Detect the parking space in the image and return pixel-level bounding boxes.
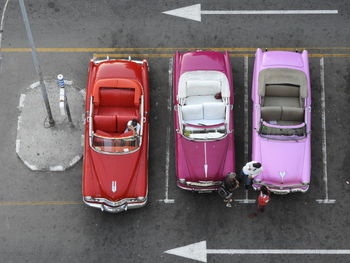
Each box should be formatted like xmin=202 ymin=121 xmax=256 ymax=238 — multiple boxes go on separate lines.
xmin=0 ymin=0 xmax=349 ymax=262
xmin=321 ymin=57 xmax=350 ymax=201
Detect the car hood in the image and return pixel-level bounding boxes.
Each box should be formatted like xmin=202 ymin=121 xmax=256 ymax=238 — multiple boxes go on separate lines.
xmin=180 ymin=51 xmax=227 ymax=73
xmin=177 ymin=136 xmax=231 ymax=181
xmin=85 ymin=148 xmax=144 ymax=201
xmin=255 ymin=138 xmax=307 ymax=185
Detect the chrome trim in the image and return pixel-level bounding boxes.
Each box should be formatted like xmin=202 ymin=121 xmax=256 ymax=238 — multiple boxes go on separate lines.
xmin=93 ymin=56 xmax=144 ymax=65
xmin=258 ymin=134 xmax=307 ymax=141
xmin=83 ymin=196 xmax=147 ymax=213
xmin=88 ymin=97 xmax=93 ymax=146
xmin=90 ymin=135 xmax=142 ymax=155
xmin=88 ymin=80 xmax=145 ymax=155
xmin=180 ymin=132 xmax=229 ymax=142
xmin=177 ymin=183 xmax=216 ymax=193
xmin=253 ymin=182 xmax=309 ymax=195
xmin=177 ymin=181 xmax=220 ymax=192
xmin=185 ymin=180 xmax=222 ymax=187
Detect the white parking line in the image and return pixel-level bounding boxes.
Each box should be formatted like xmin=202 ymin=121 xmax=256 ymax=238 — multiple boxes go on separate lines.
xmin=69 ymin=155 xmax=81 ymax=167
xmin=158 ymin=58 xmax=175 ymax=204
xmin=15 ymin=139 xmax=20 ymax=153
xmin=23 ymin=161 xmax=37 ymax=171
xmin=49 ymin=165 xmax=64 ymax=172
xmin=316 ymin=57 xmax=336 ymax=204
xmin=29 ymin=81 xmax=40 ymax=89
xmin=18 ymin=93 xmax=26 ymax=109
xmin=0 ymin=0 xmax=10 ymax=72
xmin=17 ymin=115 xmax=22 ymax=130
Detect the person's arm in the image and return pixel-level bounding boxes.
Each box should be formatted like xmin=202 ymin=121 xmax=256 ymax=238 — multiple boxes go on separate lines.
xmin=250 ymin=168 xmax=262 ymax=178
xmin=234 ymin=180 xmax=239 ymax=189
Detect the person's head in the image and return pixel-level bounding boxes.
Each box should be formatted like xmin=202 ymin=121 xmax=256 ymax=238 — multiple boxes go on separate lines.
xmin=261 ymin=186 xmax=270 ymax=195
xmin=225 ymin=172 xmax=238 ymax=189
xmin=127 ymin=119 xmax=138 ymax=130
xmin=253 ymin=162 xmax=262 ymax=169
xmin=227 ymin=172 xmax=236 ymax=180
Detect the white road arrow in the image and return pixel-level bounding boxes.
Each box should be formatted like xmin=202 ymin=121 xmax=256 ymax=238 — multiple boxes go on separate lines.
xmin=162 ymin=4 xmax=338 ymax=22
xmin=165 ymin=241 xmax=350 ymax=262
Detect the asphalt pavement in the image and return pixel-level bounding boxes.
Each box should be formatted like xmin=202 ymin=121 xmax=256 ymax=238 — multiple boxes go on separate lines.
xmin=0 ymin=0 xmax=349 ymax=262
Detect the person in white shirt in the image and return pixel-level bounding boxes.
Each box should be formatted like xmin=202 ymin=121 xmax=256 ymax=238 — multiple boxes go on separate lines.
xmin=241 ymin=161 xmax=263 ymax=190
xmin=124 ymin=119 xmax=140 ymax=136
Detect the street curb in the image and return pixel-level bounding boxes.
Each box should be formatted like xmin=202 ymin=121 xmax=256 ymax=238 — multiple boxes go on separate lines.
xmin=16 ymin=79 xmax=85 ymax=172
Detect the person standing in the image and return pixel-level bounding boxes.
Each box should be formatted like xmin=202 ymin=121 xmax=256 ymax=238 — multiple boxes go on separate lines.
xmin=249 ymin=186 xmax=270 ymax=218
xmin=241 ymin=161 xmax=263 ymax=189
xmin=217 ymin=172 xmax=239 ymax=207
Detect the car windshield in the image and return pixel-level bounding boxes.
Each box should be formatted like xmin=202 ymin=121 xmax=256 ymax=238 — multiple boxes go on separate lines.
xmin=92 ymin=134 xmax=140 ymax=154
xmin=183 ymin=124 xmax=227 ymax=141
xmin=259 ymin=122 xmax=306 ymax=140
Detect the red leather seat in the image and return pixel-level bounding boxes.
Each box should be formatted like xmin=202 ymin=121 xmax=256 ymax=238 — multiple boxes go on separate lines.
xmin=94 ymin=115 xmax=117 ymax=133
xmin=116 ymin=115 xmax=137 ymax=133
xmin=100 ymin=88 xmax=135 ymax=107
xmin=93 ymin=86 xmax=141 ymax=134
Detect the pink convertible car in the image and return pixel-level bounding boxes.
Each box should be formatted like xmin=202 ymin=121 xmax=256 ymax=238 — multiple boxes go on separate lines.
xmin=173 ymin=51 xmax=235 ymax=192
xmin=252 ymin=49 xmax=311 ymax=194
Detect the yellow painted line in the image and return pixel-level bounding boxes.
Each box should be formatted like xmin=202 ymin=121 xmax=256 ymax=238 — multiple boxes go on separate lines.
xmin=1 ymin=47 xmax=350 ymax=52
xmin=92 ymin=53 xmax=350 ymax=58
xmin=1 ymin=48 xmax=349 ymax=57
xmin=309 ymin=53 xmax=350 ymax=57
xmin=93 ymin=53 xmax=256 ymax=58
xmin=0 ymin=201 xmax=82 ymax=206
xmin=93 ymin=53 xmax=173 ymax=58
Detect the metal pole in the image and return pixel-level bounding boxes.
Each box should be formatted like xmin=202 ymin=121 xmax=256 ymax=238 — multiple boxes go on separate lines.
xmin=18 ymin=0 xmax=55 ymax=126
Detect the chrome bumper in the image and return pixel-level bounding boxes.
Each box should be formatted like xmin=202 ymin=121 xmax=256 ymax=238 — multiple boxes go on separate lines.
xmin=177 ymin=181 xmax=221 ymax=193
xmin=93 ymin=56 xmax=145 ymax=65
xmin=83 ymin=198 xmax=147 ymax=213
xmin=253 ymin=183 xmax=309 ymax=195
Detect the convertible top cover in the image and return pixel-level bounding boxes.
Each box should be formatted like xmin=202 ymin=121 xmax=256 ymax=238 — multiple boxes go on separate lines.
xmin=258 ymin=68 xmax=308 ymax=99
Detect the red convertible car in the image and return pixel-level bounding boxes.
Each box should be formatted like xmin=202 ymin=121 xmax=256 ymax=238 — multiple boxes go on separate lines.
xmin=83 ymin=57 xmax=149 ymax=213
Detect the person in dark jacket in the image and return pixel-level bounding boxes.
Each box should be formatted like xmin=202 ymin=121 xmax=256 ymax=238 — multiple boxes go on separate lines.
xmin=218 ymin=172 xmax=239 ymax=207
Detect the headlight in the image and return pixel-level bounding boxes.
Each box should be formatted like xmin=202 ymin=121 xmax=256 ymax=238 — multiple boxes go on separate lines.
xmin=85 ymin=196 xmax=94 ymax=201
xmin=84 ymin=196 xmax=101 ymax=202
xmin=179 ymin=178 xmax=186 ymax=184
xmin=137 ymin=197 xmax=146 ymax=202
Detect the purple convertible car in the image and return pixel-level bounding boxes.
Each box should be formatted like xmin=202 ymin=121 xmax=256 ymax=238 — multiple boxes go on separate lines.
xmin=251 ymin=49 xmax=311 ymax=194
xmin=173 ymin=51 xmax=235 ymax=192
